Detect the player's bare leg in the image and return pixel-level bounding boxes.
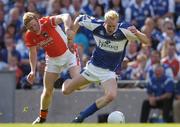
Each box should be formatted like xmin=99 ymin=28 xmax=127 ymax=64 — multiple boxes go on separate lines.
xmin=96 ymin=78 xmax=117 ymax=108
xmin=53 ymin=65 xmax=81 ymax=89
xmin=72 ymin=78 xmax=117 ymax=123
xmin=32 ymin=72 xmax=58 ymax=124
xmin=69 ymin=65 xmax=81 ymax=78
xmin=62 ymin=74 xmax=90 ymax=95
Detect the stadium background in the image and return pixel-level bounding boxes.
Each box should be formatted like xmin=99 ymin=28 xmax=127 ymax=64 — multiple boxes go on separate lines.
xmin=0 ymin=0 xmax=180 ymax=124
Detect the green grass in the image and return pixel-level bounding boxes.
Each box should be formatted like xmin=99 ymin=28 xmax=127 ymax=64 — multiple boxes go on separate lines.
xmin=0 ymin=123 xmax=180 ymax=127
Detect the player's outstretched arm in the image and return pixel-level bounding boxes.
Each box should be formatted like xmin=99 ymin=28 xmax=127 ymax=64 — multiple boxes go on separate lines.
xmin=72 ymin=15 xmax=81 ymax=34
xmin=51 ymin=13 xmax=72 ymax=32
xmin=27 ymin=46 xmax=37 ymax=84
xmin=128 ymin=26 xmax=150 ymax=45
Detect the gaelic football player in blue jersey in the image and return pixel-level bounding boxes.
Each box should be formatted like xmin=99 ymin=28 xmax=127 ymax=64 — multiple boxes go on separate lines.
xmin=62 ymin=10 xmax=150 ymax=123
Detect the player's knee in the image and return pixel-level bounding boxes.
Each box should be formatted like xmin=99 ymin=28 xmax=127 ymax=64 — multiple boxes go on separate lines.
xmin=62 ymin=87 xmax=71 ymax=95
xmin=105 ymin=92 xmax=117 ymax=102
xmin=43 ymin=89 xmax=53 ymax=97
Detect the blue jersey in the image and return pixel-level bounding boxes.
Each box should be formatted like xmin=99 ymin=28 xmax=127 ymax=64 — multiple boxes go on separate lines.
xmin=78 ymin=15 xmax=136 ymax=71
xmin=150 ymin=0 xmax=174 ymax=17
xmin=126 ymin=1 xmax=154 ymax=29
xmin=147 ymin=63 xmax=174 ymax=80
xmin=175 ymin=2 xmax=180 ymax=16
xmin=147 ymin=75 xmax=174 ymax=96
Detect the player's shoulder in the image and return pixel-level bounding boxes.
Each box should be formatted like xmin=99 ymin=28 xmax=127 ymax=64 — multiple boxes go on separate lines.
xmin=39 ymin=16 xmax=51 ymax=26
xmin=39 ymin=16 xmax=49 ymax=22
xmin=25 ymin=30 xmax=37 ymax=40
xmin=119 ymin=21 xmax=132 ymax=29
xmin=25 ymin=30 xmax=32 ymax=38
xmin=78 ymin=14 xmax=104 ymax=24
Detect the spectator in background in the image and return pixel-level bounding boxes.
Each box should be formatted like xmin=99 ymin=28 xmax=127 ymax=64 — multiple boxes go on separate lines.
xmin=141 ymin=17 xmax=155 ymax=49
xmin=173 ymin=82 xmax=180 ymax=122
xmin=129 ymin=54 xmax=147 ymax=80
xmin=125 ymin=0 xmax=154 ymax=29
xmin=117 ymin=59 xmax=132 ymax=81
xmin=0 ymin=33 xmax=22 ymax=88
xmin=125 ymin=41 xmax=139 ymax=62
xmin=81 ymin=0 xmax=97 ymax=16
xmin=13 ymin=0 xmax=25 ymax=16
xmin=157 ymin=18 xmax=177 ymax=52
xmin=6 ymin=24 xmax=17 ymax=40
xmin=46 ymin=0 xmax=61 ymax=16
xmin=145 ymin=50 xmax=174 ymax=80
xmin=161 ymin=41 xmax=180 ymax=81
xmin=8 ymin=53 xmax=23 ymax=89
xmin=60 ymin=0 xmax=72 ymax=14
xmin=149 ymin=0 xmax=175 ymax=19
xmin=0 ymin=1 xmax=4 ymax=11
xmin=93 ymin=3 xmax=104 ymax=19
xmin=175 ymin=0 xmax=180 ymax=26
xmin=151 ymin=18 xmax=164 ymax=49
xmin=108 ymin=0 xmax=125 ymax=20
xmin=1 ymin=33 xmax=21 ymax=64
xmin=69 ymin=0 xmax=82 ymax=19
xmin=16 ymin=28 xmax=30 ymax=77
xmin=0 ymin=9 xmax=5 ymax=49
xmin=25 ymin=1 xmax=38 ymax=14
xmin=140 ymin=64 xmax=174 ymax=122
xmin=6 ymin=7 xmax=22 ymax=41
xmin=139 ymin=44 xmax=152 ymax=58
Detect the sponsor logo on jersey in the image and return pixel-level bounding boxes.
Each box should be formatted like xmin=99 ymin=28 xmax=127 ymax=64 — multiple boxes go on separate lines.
xmin=38 ymin=37 xmax=53 ymax=47
xmin=84 ymin=71 xmax=90 ymax=76
xmin=98 ymin=40 xmax=118 ymax=50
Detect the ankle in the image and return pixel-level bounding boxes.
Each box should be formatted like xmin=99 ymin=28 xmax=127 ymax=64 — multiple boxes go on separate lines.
xmin=39 ymin=109 xmax=48 ymax=119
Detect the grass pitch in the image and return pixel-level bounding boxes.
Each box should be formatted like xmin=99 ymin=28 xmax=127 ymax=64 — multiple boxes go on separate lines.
xmin=0 ymin=123 xmax=180 ymax=127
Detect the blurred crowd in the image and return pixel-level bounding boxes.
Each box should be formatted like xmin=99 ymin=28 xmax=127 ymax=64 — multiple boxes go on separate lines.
xmin=0 ymin=0 xmax=179 ymax=90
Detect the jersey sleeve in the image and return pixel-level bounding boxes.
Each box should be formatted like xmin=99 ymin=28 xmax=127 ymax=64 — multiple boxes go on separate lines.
xmin=120 ymin=28 xmax=138 ymax=41
xmin=119 ymin=21 xmax=132 ymax=29
xmin=41 ymin=16 xmax=56 ymax=28
xmin=49 ymin=16 xmax=56 ymax=27
xmin=119 ymin=22 xmax=138 ymax=41
xmin=77 ymin=15 xmax=102 ymax=31
xmin=25 ymin=32 xmax=37 ymax=47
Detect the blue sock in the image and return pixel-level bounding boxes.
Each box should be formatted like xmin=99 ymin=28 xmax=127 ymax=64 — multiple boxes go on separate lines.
xmin=79 ymin=102 xmax=99 ymax=120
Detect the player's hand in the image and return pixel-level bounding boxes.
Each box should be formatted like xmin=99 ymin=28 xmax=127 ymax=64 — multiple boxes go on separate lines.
xmin=66 ymin=29 xmax=75 ymax=43
xmin=66 ymin=29 xmax=75 ymax=53
xmin=149 ymin=96 xmax=156 ymax=106
xmin=127 ymin=26 xmax=139 ymax=35
xmin=67 ymin=42 xmax=75 ymax=53
xmin=27 ymin=71 xmax=35 ymax=85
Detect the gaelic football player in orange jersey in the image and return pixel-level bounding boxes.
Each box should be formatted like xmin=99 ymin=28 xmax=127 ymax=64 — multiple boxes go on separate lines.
xmin=23 ymin=12 xmax=80 ymax=124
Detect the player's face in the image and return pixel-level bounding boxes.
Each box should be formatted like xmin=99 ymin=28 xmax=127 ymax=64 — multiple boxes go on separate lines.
xmin=155 ymin=66 xmax=164 ymax=78
xmin=26 ymin=19 xmax=40 ymax=33
xmin=104 ymin=18 xmax=118 ymax=35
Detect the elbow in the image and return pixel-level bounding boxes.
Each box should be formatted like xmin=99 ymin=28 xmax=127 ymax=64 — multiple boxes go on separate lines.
xmin=145 ymin=37 xmax=151 ymax=46
xmin=141 ymin=36 xmax=151 ymax=46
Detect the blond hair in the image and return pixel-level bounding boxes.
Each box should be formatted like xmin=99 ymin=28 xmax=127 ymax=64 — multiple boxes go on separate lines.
xmin=104 ymin=10 xmax=119 ymax=21
xmin=137 ymin=54 xmax=147 ymax=62
xmin=23 ymin=12 xmax=38 ymax=26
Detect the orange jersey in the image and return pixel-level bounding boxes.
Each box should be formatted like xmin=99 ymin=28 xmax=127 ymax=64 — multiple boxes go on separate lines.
xmin=162 ymin=57 xmax=180 ymax=77
xmin=25 ymin=16 xmax=67 ymax=57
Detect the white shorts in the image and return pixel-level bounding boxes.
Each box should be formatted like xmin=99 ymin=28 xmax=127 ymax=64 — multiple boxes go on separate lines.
xmin=82 ymin=62 xmax=117 ymax=82
xmin=45 ymin=50 xmax=77 ymax=73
